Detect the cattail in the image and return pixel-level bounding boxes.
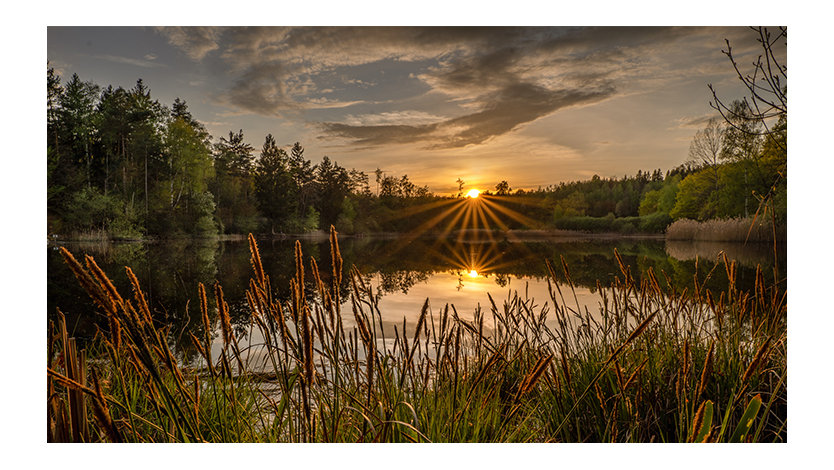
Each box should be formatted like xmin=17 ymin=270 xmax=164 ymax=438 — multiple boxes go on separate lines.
xmin=330 ymin=225 xmax=343 ymax=286
xmin=623 ymin=357 xmax=648 ymax=391
xmin=125 ymin=267 xmax=152 ymax=325
xmin=594 ymin=383 xmax=606 ymax=409
xmin=198 ymin=283 xmax=211 ymax=334
xmin=741 ymin=338 xmax=771 ymax=385
xmin=60 ymin=247 xmax=112 ymax=316
xmin=560 ymin=255 xmax=572 ymax=284
xmin=294 ymin=241 xmax=305 ymax=304
xmin=623 ymin=310 xmax=657 ymax=348
xmin=697 ymin=341 xmax=715 ymax=398
xmin=517 ymin=354 xmax=553 ymax=399
xmin=248 ymin=233 xmax=266 ymax=287
xmin=214 ymin=282 xmax=232 ymax=347
xmin=689 ymin=400 xmax=708 ymax=443
xmin=85 ymin=255 xmax=123 ymax=308
xmin=413 ymin=298 xmax=429 ymax=345
xmin=354 ymin=310 xmax=373 ymax=349
xmin=647 ymin=267 xmax=662 ymax=295
xmin=90 ymin=370 xmax=121 ymax=442
xmin=608 ymin=310 xmax=658 ymax=363
xmin=614 ymin=248 xmax=628 ymax=278
xmin=301 ymin=304 xmax=314 ymax=385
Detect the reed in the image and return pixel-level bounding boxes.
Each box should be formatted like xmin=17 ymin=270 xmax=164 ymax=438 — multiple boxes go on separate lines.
xmin=666 ymin=217 xmax=784 ymax=243
xmin=47 ymin=228 xmax=786 ymax=443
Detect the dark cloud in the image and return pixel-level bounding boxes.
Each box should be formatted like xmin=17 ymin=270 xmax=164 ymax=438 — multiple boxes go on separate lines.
xmin=320 ymin=122 xmax=439 ymax=147
xmin=320 ymin=81 xmax=615 ymax=149
xmin=224 ymin=62 xmax=297 ymax=115
xmin=436 ymin=82 xmax=615 ymax=148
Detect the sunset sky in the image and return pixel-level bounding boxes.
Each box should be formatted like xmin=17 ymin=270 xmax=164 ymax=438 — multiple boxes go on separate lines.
xmin=47 ymin=26 xmax=780 ymax=194
xmin=8 ymin=2 xmax=833 ymax=463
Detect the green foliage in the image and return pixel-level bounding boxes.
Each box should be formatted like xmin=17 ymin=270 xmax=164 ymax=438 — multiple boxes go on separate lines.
xmin=670 ymin=169 xmax=717 ymax=220
xmin=253 ymin=134 xmax=297 ymax=232
xmin=190 ymin=191 xmax=219 ymax=236
xmin=107 ymin=199 xmax=144 ymax=240
xmin=639 ymin=174 xmax=680 ymax=217
xmin=552 ymin=213 xmax=671 ymax=234
xmin=335 ymin=197 xmax=357 ymax=234
xmin=65 ymin=187 xmax=121 ymax=232
xmin=315 ymin=156 xmax=353 ymax=228
xmin=729 ymin=395 xmax=762 ymax=443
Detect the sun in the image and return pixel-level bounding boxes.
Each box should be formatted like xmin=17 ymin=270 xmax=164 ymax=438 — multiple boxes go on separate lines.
xmin=466 ymin=188 xmax=481 ymax=199
xmin=467 ymin=269 xmax=479 ymax=278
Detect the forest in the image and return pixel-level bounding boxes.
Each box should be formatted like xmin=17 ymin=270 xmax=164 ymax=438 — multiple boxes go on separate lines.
xmin=47 ymin=67 xmax=786 ymax=240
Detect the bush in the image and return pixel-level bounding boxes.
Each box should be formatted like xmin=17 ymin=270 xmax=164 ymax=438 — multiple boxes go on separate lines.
xmin=66 ymin=187 xmax=121 ymax=232
xmin=553 ymin=213 xmax=669 ymax=234
xmin=638 ymin=212 xmax=673 ymax=233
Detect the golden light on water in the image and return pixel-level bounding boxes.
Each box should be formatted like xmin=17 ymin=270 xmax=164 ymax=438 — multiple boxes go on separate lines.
xmin=466 ymin=188 xmax=481 ymax=199
xmin=372 ymin=183 xmax=546 ymax=274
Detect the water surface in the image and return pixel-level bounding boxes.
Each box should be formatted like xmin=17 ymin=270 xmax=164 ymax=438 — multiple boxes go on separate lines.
xmin=48 ymin=234 xmax=785 ymax=358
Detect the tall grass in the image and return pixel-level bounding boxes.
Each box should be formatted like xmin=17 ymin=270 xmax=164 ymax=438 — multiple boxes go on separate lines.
xmin=666 ymin=217 xmax=785 ymax=243
xmin=47 ymin=228 xmax=786 ymax=442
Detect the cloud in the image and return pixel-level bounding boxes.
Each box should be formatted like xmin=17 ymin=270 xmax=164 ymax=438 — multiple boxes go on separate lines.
xmin=320 ymin=82 xmax=614 ymax=149
xmin=156 ymin=27 xmax=220 ymax=61
xmin=155 ymin=26 xmax=756 ymax=148
xmin=95 ymin=54 xmax=165 ymax=68
xmin=343 ymin=110 xmax=445 ymax=127
xmin=673 ymin=113 xmax=722 ymax=130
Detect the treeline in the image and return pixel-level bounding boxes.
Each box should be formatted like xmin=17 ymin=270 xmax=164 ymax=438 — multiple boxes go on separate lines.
xmin=47 ymin=68 xmax=786 ymax=239
xmin=46 ymin=68 xmax=439 ymax=239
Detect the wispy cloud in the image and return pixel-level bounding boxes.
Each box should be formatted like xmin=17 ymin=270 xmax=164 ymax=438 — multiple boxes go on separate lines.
xmin=673 ymin=113 xmax=722 ymax=130
xmin=156 ymin=26 xmax=220 ymax=61
xmin=95 ymin=54 xmax=165 ymax=68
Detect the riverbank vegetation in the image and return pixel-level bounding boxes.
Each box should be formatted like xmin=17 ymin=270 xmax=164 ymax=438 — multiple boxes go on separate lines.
xmin=48 ymin=230 xmax=785 ymax=442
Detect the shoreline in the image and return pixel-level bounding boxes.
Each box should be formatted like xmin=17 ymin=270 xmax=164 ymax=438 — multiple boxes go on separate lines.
xmin=48 ymin=227 xmax=783 ymax=245
xmin=49 ymin=228 xmax=665 ymax=243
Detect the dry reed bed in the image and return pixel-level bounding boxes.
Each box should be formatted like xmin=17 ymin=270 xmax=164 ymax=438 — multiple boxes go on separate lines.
xmin=47 ymin=228 xmax=786 ymax=442
xmin=665 ymin=217 xmax=785 ymax=243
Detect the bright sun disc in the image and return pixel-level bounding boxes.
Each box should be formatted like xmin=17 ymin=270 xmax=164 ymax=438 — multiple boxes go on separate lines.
xmin=466 ymin=189 xmax=481 ymax=198
xmin=468 ymin=270 xmax=479 ymax=278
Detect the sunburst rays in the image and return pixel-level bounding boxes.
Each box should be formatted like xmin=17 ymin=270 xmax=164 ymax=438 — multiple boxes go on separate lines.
xmin=370 ymin=190 xmax=544 ymax=279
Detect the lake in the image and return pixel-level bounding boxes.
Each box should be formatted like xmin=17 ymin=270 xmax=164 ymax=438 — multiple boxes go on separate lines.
xmin=48 ymin=233 xmax=785 ymax=361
